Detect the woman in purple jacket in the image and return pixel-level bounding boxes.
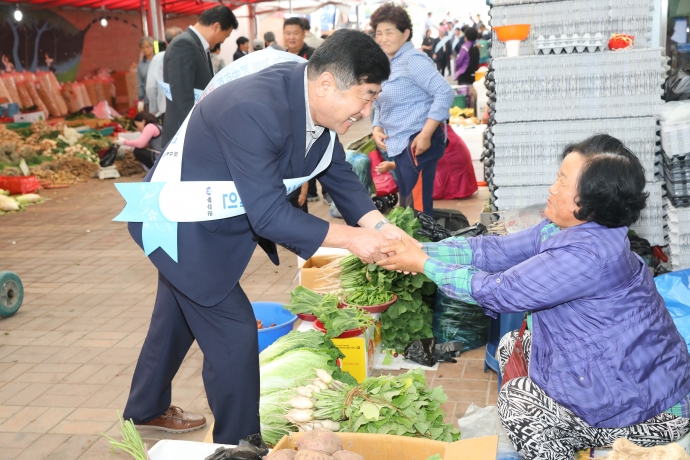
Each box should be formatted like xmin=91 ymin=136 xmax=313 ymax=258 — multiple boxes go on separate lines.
xmin=378 ymin=134 xmax=690 ymax=459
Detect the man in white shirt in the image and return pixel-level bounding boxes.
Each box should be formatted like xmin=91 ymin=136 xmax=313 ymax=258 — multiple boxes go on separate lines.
xmin=303 ymin=17 xmax=324 ymax=49
xmin=145 ymin=27 xmax=182 ymax=121
xmin=424 ymin=12 xmax=437 ymax=35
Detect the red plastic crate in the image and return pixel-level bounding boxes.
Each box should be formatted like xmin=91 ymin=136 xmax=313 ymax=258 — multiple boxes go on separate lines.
xmin=0 ymin=176 xmax=40 ymax=195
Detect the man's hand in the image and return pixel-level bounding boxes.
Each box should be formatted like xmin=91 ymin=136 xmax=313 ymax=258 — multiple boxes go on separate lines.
xmin=375 ymin=161 xmax=395 ymax=174
xmin=410 ymin=132 xmax=432 ymax=156
xmin=347 ymin=228 xmax=394 ymax=264
xmin=372 ymin=127 xmax=388 ymax=152
xmin=377 ymin=239 xmax=430 ymax=274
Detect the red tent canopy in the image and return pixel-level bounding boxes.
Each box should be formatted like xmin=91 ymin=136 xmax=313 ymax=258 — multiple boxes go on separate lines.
xmin=1 ymin=0 xmax=269 ymax=16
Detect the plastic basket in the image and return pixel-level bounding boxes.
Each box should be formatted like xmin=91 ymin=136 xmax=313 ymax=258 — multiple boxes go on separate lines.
xmin=452 ymin=95 xmax=467 ymax=108
xmin=0 ymin=176 xmax=40 ymax=195
xmin=252 ymin=302 xmax=297 ymax=353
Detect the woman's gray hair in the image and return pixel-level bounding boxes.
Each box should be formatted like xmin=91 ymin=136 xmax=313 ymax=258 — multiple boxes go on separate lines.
xmin=139 ymin=36 xmax=155 ymax=48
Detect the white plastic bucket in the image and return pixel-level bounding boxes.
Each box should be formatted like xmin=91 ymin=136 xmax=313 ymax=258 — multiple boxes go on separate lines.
xmin=505 ymin=40 xmax=522 ymax=57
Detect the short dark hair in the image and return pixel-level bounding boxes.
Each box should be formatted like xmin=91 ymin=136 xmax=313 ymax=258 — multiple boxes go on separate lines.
xmin=284 ymin=17 xmax=306 ymax=30
xmin=198 ymin=5 xmax=238 ymax=31
xmin=461 ymin=25 xmax=468 ymax=32
xmin=264 ymin=31 xmax=276 ymax=42
xmin=307 ymin=29 xmax=390 ymax=89
xmin=464 ymin=27 xmax=478 ymax=41
xmin=369 ymin=3 xmax=413 ymax=42
xmin=134 ymin=111 xmax=159 ymax=125
xmin=236 ymin=36 xmax=249 ymax=46
xmin=562 ymin=134 xmax=648 ymax=228
xmin=302 ymin=18 xmax=311 ymax=30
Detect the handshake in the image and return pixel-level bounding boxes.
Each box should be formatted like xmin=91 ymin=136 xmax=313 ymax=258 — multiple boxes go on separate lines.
xmin=347 ymin=225 xmax=430 ymax=275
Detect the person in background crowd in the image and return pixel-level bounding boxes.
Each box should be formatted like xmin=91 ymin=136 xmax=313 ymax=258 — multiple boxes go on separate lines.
xmin=264 ymin=31 xmax=284 ymax=51
xmin=475 ymin=14 xmax=485 ymax=29
xmin=160 ymin=5 xmax=237 ymax=145
xmin=424 ymin=12 xmax=436 ymax=35
xmin=289 ymin=182 xmax=310 ymax=213
xmin=377 ymin=134 xmax=690 ymax=460
xmin=303 ymin=17 xmax=324 ymax=49
xmin=114 ymin=111 xmax=163 ymax=171
xmin=478 ymin=23 xmax=491 ymax=40
xmin=137 ymin=37 xmax=155 ymax=110
xmin=432 ymin=28 xmax=452 ymax=76
xmin=455 ymin=27 xmax=479 ymax=85
xmin=252 ymin=38 xmax=265 ymax=51
xmin=370 ymin=3 xmax=453 ymax=214
xmin=421 ymin=29 xmax=434 ymax=59
xmin=450 ymin=26 xmax=465 ymax=75
xmin=146 ymin=27 xmax=183 ymax=123
xmin=211 ymin=43 xmax=226 ymax=73
xmin=233 ymin=37 xmax=249 ymax=61
xmin=284 ymin=17 xmax=315 ymax=59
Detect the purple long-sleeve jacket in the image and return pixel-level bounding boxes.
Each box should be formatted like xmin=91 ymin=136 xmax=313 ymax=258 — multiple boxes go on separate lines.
xmin=470 ymin=220 xmax=690 ymax=428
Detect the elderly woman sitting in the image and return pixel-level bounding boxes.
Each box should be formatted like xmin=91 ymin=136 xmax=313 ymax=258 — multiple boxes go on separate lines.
xmin=378 ymin=134 xmax=690 ymax=459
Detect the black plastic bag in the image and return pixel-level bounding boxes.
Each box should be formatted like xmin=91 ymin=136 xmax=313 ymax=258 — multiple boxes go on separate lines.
xmin=433 ymin=341 xmax=465 ymax=363
xmin=450 ymin=223 xmax=488 ymax=238
xmin=665 ymin=69 xmax=690 ymax=101
xmin=416 ymin=213 xmax=451 ymax=242
xmin=204 ymin=433 xmax=269 ymax=460
xmin=433 ymin=291 xmax=489 ymax=351
xmin=404 ymin=337 xmax=437 ymax=367
xmin=99 ymin=145 xmax=118 ymax=168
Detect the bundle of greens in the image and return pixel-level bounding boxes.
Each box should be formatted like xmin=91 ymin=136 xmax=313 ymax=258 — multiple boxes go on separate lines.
xmin=317 ymin=304 xmax=374 ymax=338
xmin=387 ymin=207 xmax=432 ymax=243
xmin=344 ymin=286 xmax=394 ymax=307
xmin=284 ymin=286 xmax=339 ymax=316
xmin=101 ymin=412 xmax=149 ymax=460
xmin=311 ymin=369 xmax=460 ymax=442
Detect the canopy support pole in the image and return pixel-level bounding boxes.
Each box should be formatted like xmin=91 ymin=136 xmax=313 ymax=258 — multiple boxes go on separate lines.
xmin=289 ymin=0 xmax=292 ymax=14
xmin=140 ymin=0 xmax=149 ymax=37
xmin=150 ymin=0 xmax=160 ymax=41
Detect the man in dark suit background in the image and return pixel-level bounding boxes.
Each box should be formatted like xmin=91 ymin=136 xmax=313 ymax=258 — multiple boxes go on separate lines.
xmin=122 ymin=29 xmax=416 ymax=444
xmin=233 ymin=36 xmax=249 ymax=61
xmin=432 ymin=28 xmax=453 ymax=76
xmin=161 ymin=5 xmax=238 ymax=145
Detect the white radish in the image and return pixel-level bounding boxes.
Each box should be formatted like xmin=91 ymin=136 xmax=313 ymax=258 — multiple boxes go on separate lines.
xmin=306 ymin=384 xmax=321 ymax=393
xmin=289 ymin=396 xmax=315 ymax=409
xmin=15 ymin=194 xmax=41 ymax=204
xmin=296 ymin=386 xmax=314 ymax=398
xmin=287 ymin=409 xmax=313 ymax=423
xmin=312 ymin=379 xmax=328 ymax=391
xmin=318 ymin=420 xmax=341 ymax=432
xmin=315 ymin=369 xmax=333 ymax=385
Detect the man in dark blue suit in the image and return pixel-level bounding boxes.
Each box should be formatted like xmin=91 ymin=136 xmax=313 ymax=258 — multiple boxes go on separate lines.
xmin=122 ymin=30 xmax=415 ymax=444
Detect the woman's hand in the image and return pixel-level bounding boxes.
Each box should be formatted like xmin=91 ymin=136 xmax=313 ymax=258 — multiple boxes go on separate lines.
xmin=375 ymin=161 xmax=395 ymax=174
xmin=297 ymin=191 xmax=307 ymax=206
xmin=372 ymin=127 xmax=388 ymax=152
xmin=410 ymin=132 xmax=432 ymax=156
xmin=377 ymin=239 xmax=429 ymax=274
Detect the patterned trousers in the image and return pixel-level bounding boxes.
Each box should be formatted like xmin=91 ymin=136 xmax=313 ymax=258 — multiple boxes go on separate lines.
xmin=496 ymin=331 xmax=690 ymax=460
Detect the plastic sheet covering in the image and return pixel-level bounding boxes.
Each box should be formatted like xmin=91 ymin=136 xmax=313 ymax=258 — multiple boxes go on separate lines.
xmin=432 ymin=292 xmax=489 ymax=350
xmin=654 ymin=269 xmax=690 ymax=352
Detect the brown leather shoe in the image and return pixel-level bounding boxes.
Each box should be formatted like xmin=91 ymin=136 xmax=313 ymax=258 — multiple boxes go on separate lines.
xmin=137 ymin=405 xmax=206 ymax=433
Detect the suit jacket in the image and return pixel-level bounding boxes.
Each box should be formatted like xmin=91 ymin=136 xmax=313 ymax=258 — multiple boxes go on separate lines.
xmin=233 ymin=49 xmax=247 ymax=61
xmin=161 ymin=28 xmax=214 ymax=145
xmin=432 ymin=38 xmax=453 ymax=64
xmin=129 ymin=61 xmax=376 ymax=306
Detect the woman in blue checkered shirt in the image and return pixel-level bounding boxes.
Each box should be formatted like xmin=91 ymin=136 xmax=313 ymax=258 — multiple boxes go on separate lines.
xmin=369 ymin=4 xmax=454 ymax=214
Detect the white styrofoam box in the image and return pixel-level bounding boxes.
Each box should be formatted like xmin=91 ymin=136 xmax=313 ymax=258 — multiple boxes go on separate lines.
xmin=591 ymin=430 xmax=690 ymax=457
xmin=660 ymin=120 xmax=690 ymax=158
xmin=491 ymin=118 xmax=658 ymax=186
xmin=473 ymin=160 xmax=485 ymax=182
xmin=492 ymin=49 xmax=666 ymax=123
xmin=490 ymin=0 xmax=654 ymax=57
xmin=13 ymin=111 xmax=46 ymax=123
xmin=148 ymin=440 xmax=235 ymax=460
xmin=118 ymin=132 xmax=142 ymax=141
xmin=452 ymin=124 xmax=486 ymax=161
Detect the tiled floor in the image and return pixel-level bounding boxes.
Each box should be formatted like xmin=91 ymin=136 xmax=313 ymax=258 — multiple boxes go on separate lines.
xmin=0 ymin=119 xmax=494 ymax=459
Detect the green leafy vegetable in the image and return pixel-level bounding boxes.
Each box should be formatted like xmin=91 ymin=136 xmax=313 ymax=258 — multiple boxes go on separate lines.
xmin=101 ymin=412 xmax=149 ymax=460
xmin=259 ymin=330 xmax=344 ymax=368
xmin=317 ymin=304 xmax=374 ymax=338
xmin=284 ymin=286 xmax=339 ymax=315
xmin=260 ymin=348 xmax=334 ymax=395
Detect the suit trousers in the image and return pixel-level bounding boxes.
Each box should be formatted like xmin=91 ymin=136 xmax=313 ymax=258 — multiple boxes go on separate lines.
xmin=123 ymin=272 xmax=260 ymax=444
xmin=392 ymin=125 xmax=446 ymax=214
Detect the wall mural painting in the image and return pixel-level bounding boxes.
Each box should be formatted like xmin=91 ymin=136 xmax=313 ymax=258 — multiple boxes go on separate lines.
xmin=0 ymin=6 xmax=138 ymax=82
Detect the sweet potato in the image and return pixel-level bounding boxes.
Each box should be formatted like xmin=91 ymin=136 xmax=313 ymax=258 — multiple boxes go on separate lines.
xmin=296 ymin=430 xmax=342 ymax=455
xmin=332 ymin=451 xmax=364 ymax=460
xmin=267 ymin=449 xmax=297 ymax=459
xmin=294 ymin=451 xmax=332 ymax=460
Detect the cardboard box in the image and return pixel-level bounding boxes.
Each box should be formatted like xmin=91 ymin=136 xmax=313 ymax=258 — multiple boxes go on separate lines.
xmin=113 ymin=71 xmax=139 ymax=112
xmin=272 ymin=432 xmax=498 ymax=460
xmin=300 ymin=254 xmax=345 ymax=292
xmin=297 ymin=316 xmax=382 ymax=383
xmin=13 ymin=111 xmax=45 ymax=123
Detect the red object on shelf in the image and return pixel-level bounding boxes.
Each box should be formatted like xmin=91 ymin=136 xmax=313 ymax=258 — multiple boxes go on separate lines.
xmin=0 ymin=176 xmax=40 ymax=194
xmin=313 ymin=320 xmax=366 ymax=338
xmin=608 ymin=34 xmax=634 ymax=50
xmin=341 ymin=294 xmax=398 ymax=314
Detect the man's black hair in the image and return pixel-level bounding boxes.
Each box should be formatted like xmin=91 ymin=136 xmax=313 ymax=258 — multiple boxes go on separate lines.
xmin=562 ymin=134 xmax=648 ymax=228
xmin=236 ymin=36 xmax=249 ymax=46
xmin=464 ymin=27 xmax=478 ymax=42
xmin=307 ymin=29 xmax=390 ymax=89
xmin=303 ymin=17 xmax=311 ymax=30
xmin=198 ymin=5 xmax=238 ymax=31
xmin=284 ymin=17 xmax=306 ymax=30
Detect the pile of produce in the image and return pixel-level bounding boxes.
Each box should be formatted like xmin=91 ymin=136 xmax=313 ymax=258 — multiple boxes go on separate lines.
xmin=284 ymin=287 xmax=374 ymax=338
xmin=264 ymin=367 xmax=460 ymax=450
xmin=315 ymin=208 xmax=437 ymax=352
xmin=268 ymin=430 xmax=364 ymax=459
xmin=448 ymin=107 xmax=478 ymax=126
xmin=114 ymin=151 xmax=145 ymax=177
xmin=0 ymin=189 xmax=44 ymax=213
xmin=259 ymin=331 xmax=357 ymax=445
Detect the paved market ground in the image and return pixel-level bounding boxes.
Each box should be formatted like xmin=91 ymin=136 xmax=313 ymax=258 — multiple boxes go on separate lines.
xmin=0 ymin=119 xmax=493 ymax=459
